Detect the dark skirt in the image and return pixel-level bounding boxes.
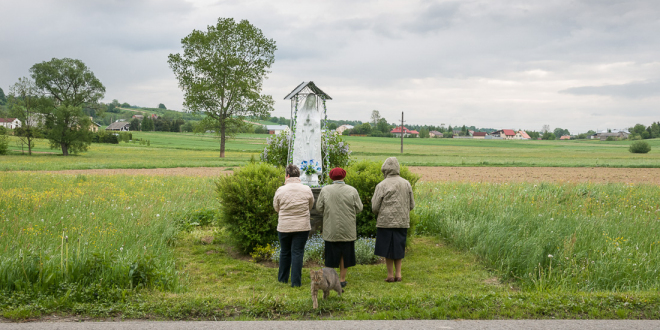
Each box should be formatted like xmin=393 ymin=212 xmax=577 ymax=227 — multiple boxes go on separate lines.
xmin=374 ymin=228 xmax=408 ymax=259
xmin=324 ymin=241 xmax=357 ymax=268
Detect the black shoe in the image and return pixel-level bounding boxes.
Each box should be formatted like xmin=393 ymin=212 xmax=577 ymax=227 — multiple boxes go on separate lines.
xmin=340 ymin=281 xmax=347 ymax=288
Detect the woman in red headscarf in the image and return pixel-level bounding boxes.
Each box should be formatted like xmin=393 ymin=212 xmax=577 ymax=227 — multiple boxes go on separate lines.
xmin=316 ymin=167 xmax=363 ymax=288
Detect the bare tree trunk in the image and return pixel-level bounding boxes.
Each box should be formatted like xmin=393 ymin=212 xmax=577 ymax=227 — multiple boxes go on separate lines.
xmin=62 ymin=143 xmax=68 ymax=156
xmin=219 ymin=121 xmax=226 ymax=158
xmin=28 ymin=136 xmax=32 ymax=156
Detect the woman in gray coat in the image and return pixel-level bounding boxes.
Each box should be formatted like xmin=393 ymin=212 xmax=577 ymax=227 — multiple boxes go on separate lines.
xmin=372 ymin=157 xmax=415 ymax=282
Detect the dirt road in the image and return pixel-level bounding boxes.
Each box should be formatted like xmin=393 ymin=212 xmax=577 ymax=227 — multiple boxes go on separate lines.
xmin=29 ymin=166 xmax=660 ymax=184
xmin=408 ymin=166 xmax=660 ymax=184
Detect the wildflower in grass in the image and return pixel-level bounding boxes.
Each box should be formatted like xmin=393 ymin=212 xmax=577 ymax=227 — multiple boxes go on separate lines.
xmin=548 ymin=254 xmax=553 ymax=258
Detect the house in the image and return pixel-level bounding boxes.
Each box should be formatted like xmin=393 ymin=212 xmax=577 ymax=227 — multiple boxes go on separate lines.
xmin=559 ymin=135 xmax=571 ymax=140
xmin=266 ymin=125 xmax=291 ymax=135
xmin=132 ymin=115 xmax=144 ymax=120
xmin=106 ymin=121 xmax=131 ymax=131
xmin=390 ymin=126 xmax=419 ymax=137
xmin=89 ymin=117 xmax=101 ymax=133
xmin=429 ymin=130 xmax=443 ymax=138
xmin=596 ymin=131 xmax=629 ymax=141
xmin=0 ymin=118 xmax=21 ymax=129
xmin=492 ymin=129 xmax=516 ymax=140
xmin=336 ymin=124 xmax=354 ymax=135
xmin=518 ymin=131 xmax=531 ymax=140
xmin=472 ymin=132 xmax=488 ymax=139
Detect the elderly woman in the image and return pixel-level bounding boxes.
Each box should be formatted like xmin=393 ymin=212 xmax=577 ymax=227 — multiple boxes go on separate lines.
xmin=273 ymin=164 xmax=315 ymax=287
xmin=372 ymin=157 xmax=415 ymax=282
xmin=316 ymin=167 xmax=363 ymax=288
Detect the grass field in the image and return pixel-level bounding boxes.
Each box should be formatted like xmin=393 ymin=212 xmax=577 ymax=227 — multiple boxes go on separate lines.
xmin=415 ymin=182 xmax=660 ymax=292
xmin=2 ymin=133 xmax=659 ymax=171
xmin=0 ymin=173 xmax=215 ymax=297
xmin=2 ymin=173 xmax=660 ymax=320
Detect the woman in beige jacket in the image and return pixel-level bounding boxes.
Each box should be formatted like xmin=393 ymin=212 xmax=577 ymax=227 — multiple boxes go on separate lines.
xmin=273 ymin=164 xmax=315 ymax=287
xmin=372 ymin=157 xmax=415 ymax=282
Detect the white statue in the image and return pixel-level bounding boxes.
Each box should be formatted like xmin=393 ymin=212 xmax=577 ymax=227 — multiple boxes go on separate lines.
xmin=292 ymin=94 xmax=322 ymax=186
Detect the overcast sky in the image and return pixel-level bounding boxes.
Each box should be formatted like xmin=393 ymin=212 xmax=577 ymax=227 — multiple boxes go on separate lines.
xmin=1 ymin=0 xmax=659 ymax=133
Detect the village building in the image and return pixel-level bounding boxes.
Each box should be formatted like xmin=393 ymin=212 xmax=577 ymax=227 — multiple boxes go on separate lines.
xmin=492 ymin=129 xmax=517 ymax=140
xmin=335 ymin=124 xmax=354 ymax=135
xmin=266 ymin=125 xmax=290 ymax=135
xmin=390 ymin=126 xmax=419 ymax=137
xmin=132 ymin=115 xmax=144 ymax=120
xmin=518 ymin=131 xmax=531 ymax=140
xmin=472 ymin=132 xmax=488 ymax=139
xmin=89 ymin=117 xmax=101 ymax=133
xmin=429 ymin=130 xmax=443 ymax=138
xmin=559 ymin=135 xmax=572 ymax=140
xmin=0 ymin=118 xmax=21 ymax=129
xmin=106 ymin=121 xmax=131 ymax=131
xmin=596 ymin=131 xmax=630 ymax=141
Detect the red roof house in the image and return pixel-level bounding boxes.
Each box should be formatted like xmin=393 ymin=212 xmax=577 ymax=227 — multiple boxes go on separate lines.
xmin=518 ymin=131 xmax=531 ymax=139
xmin=390 ymin=126 xmax=419 ymax=137
xmin=493 ymin=129 xmax=516 ymax=139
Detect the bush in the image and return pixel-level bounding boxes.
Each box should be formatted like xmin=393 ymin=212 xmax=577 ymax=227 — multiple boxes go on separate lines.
xmin=629 ymin=141 xmax=651 ymax=154
xmin=0 ymin=127 xmax=8 ymax=155
xmin=343 ymin=160 xmax=420 ymax=237
xmin=216 ymin=163 xmax=284 ymax=253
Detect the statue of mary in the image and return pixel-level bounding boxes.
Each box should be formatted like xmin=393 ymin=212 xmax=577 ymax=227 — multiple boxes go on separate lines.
xmin=292 ymin=94 xmax=322 ymax=185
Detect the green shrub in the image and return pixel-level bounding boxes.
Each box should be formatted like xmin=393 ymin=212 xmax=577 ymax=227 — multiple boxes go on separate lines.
xmin=343 ymin=160 xmax=420 ymax=237
xmin=216 ymin=163 xmax=284 ymax=253
xmin=629 ymin=141 xmax=651 ymax=153
xmin=0 ymin=127 xmax=8 ymax=155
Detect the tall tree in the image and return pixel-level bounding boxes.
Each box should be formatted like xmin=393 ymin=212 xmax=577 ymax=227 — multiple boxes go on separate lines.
xmin=129 ymin=118 xmax=140 ymax=131
xmin=370 ymin=110 xmax=381 ymax=126
xmin=141 ymin=117 xmax=154 ymax=131
xmin=158 ymin=103 xmax=166 ymax=109
xmin=168 ymin=18 xmax=276 ymax=158
xmin=0 ymin=87 xmax=7 ymax=105
xmin=30 ymin=58 xmax=105 ymax=156
xmin=8 ymin=77 xmax=45 ymax=155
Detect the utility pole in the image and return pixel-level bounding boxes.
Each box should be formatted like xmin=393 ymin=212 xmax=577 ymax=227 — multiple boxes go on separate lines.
xmin=400 ymin=111 xmax=405 ymax=154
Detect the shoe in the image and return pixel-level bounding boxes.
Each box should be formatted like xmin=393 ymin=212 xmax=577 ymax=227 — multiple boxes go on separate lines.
xmin=340 ymin=281 xmax=347 ymax=288
xmin=385 ymin=277 xmax=395 ymax=282
xmin=395 ymin=277 xmax=402 ymax=282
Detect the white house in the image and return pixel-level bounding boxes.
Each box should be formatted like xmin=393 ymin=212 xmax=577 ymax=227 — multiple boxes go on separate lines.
xmin=0 ymin=118 xmax=21 ymax=129
xmin=335 ymin=124 xmax=354 ymax=135
xmin=266 ymin=125 xmax=291 ymax=135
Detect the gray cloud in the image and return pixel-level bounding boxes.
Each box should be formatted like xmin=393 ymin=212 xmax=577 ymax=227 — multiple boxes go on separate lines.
xmin=2 ymin=0 xmax=660 ymax=133
xmin=559 ymin=80 xmax=660 ymax=99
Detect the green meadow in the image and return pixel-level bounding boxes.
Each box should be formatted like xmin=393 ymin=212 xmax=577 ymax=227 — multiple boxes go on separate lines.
xmin=1 ymin=132 xmax=659 ymax=171
xmin=2 ymin=173 xmax=659 ymax=320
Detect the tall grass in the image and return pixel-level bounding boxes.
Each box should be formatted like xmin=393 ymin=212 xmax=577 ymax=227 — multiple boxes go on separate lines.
xmin=415 ymin=182 xmax=660 ymax=292
xmin=0 ymin=173 xmax=216 ymax=298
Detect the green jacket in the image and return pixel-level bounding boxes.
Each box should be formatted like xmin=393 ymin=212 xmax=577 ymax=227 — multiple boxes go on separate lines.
xmin=316 ymin=181 xmax=363 ymax=242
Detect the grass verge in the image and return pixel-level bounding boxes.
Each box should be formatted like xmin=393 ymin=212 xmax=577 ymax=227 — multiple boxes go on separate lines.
xmin=415 ymin=182 xmax=660 ymax=292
